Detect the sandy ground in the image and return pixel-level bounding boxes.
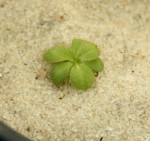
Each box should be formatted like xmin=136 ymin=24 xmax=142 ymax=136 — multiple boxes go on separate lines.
xmin=0 ymin=0 xmax=150 ymax=141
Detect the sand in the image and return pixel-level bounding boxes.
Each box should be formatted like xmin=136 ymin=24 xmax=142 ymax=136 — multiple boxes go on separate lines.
xmin=0 ymin=0 xmax=150 ymax=141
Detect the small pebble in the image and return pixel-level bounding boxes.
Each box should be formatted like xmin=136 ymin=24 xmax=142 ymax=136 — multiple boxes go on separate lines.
xmin=0 ymin=73 xmax=3 ymax=78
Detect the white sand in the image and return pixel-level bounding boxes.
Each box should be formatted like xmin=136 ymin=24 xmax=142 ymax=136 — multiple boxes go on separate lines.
xmin=0 ymin=0 xmax=150 ymax=141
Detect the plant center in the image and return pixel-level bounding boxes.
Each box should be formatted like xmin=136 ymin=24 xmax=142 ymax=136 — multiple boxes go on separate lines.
xmin=73 ymin=57 xmax=80 ymax=64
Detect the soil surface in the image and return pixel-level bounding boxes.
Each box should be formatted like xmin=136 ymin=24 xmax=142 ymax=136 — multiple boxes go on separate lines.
xmin=0 ymin=0 xmax=150 ymax=141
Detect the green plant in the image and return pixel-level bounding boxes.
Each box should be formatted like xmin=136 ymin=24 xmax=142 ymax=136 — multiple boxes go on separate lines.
xmin=44 ymin=39 xmax=104 ymax=90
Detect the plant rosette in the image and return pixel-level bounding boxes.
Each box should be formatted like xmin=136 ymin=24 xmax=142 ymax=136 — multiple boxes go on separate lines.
xmin=44 ymin=39 xmax=104 ymax=90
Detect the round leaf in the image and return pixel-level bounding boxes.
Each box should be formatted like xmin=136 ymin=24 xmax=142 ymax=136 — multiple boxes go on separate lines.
xmin=83 ymin=58 xmax=104 ymax=72
xmin=44 ymin=46 xmax=74 ymax=63
xmin=70 ymin=64 xmax=94 ymax=90
xmin=72 ymin=39 xmax=100 ymax=61
xmin=50 ymin=62 xmax=73 ymax=85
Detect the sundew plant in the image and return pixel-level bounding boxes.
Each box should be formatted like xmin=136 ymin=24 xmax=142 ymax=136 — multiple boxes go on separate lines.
xmin=44 ymin=39 xmax=104 ymax=90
